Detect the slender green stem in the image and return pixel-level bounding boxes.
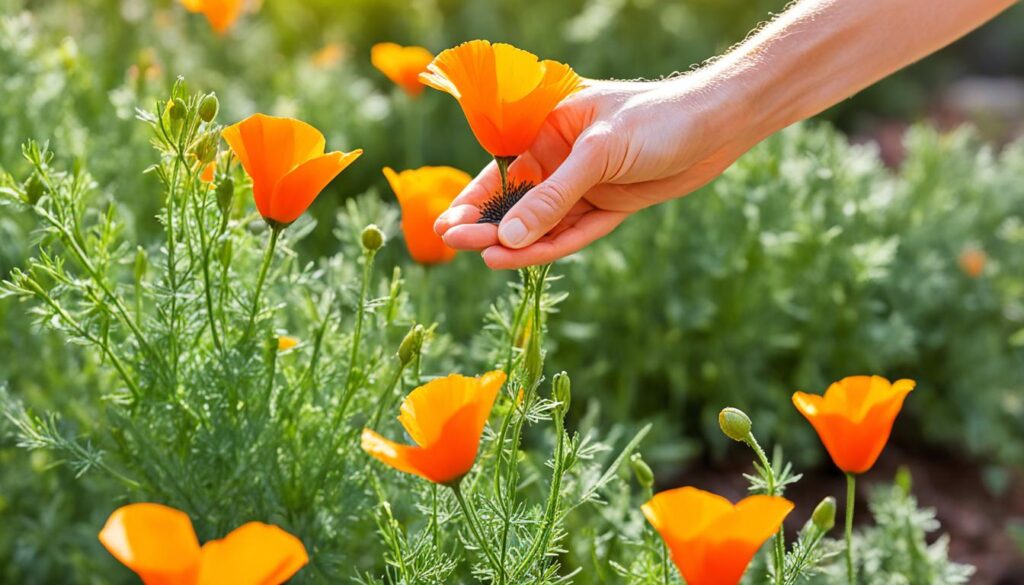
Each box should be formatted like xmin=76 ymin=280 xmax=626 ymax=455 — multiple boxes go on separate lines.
xmin=511 ymin=412 xmax=567 ymax=579
xmin=745 ymin=435 xmax=785 ymax=585
xmin=191 ymin=175 xmax=223 ymax=353
xmin=245 ymin=226 xmax=280 ymax=338
xmin=431 ymin=483 xmax=440 ymax=551
xmin=846 ymin=473 xmax=856 ymax=585
xmin=495 ymin=156 xmax=515 ymax=196
xmin=451 ymin=482 xmax=504 ymax=581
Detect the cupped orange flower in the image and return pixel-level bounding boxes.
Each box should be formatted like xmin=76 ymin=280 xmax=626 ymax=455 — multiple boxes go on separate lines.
xmin=180 ymin=0 xmax=243 ymax=35
xmin=642 ymin=487 xmax=794 ymax=585
xmin=99 ymin=503 xmax=308 ymax=585
xmin=361 ymin=371 xmax=506 ymax=484
xmin=793 ymin=375 xmax=915 ymax=474
xmin=419 ymin=40 xmax=583 ymax=157
xmin=371 ymin=42 xmax=434 ymax=97
xmin=383 ymin=166 xmax=470 ymax=264
xmin=222 ymin=114 xmax=362 ymax=227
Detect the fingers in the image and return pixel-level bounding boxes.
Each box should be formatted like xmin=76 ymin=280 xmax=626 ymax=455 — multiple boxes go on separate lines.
xmin=497 ymin=131 xmax=606 ymax=249
xmin=434 ymin=161 xmax=498 ymax=235
xmin=483 ymin=209 xmax=627 ymax=270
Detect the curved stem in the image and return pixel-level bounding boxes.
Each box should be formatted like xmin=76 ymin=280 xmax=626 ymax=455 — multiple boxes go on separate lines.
xmin=451 ymin=482 xmax=504 ymax=581
xmin=512 ymin=413 xmax=566 ymax=579
xmin=846 ymin=473 xmax=856 ymax=585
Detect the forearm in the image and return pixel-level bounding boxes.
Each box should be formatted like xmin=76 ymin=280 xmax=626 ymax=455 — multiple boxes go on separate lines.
xmin=700 ymin=0 xmax=1019 ymax=147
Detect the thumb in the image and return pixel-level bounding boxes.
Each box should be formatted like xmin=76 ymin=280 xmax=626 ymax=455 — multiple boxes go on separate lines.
xmin=498 ymin=135 xmax=605 ymax=249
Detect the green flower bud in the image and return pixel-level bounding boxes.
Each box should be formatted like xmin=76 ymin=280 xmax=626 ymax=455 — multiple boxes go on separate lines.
xmin=170 ymin=98 xmax=187 ymax=121
xmin=198 ymin=93 xmax=219 ymax=123
xmin=216 ymin=177 xmax=234 ymax=216
xmin=630 ymin=453 xmax=654 ymax=489
xmin=718 ymin=407 xmax=752 ymax=442
xmin=398 ymin=324 xmax=424 ymax=366
xmin=361 ymin=224 xmax=384 ymax=252
xmin=552 ymin=371 xmax=571 ymax=417
xmin=522 ymin=331 xmax=542 ymax=389
xmin=193 ymin=132 xmax=219 ymax=164
xmin=812 ymin=496 xmax=836 ymax=532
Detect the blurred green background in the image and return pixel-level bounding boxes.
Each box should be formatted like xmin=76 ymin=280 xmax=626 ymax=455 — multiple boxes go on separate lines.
xmin=1 ymin=0 xmax=1023 ymax=581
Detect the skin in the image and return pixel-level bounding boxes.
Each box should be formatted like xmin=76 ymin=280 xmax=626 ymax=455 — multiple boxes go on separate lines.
xmin=435 ymin=0 xmax=1021 ymax=270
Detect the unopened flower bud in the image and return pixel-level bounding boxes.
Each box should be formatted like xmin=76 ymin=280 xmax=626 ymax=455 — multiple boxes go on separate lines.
xmin=361 ymin=224 xmax=384 ymax=252
xmin=812 ymin=496 xmax=836 ymax=532
xmin=193 ymin=132 xmax=219 ymax=164
xmin=398 ymin=324 xmax=424 ymax=366
xmin=630 ymin=453 xmax=654 ymax=489
xmin=216 ymin=177 xmax=234 ymax=216
xmin=170 ymin=98 xmax=186 ymax=121
xmin=522 ymin=332 xmax=542 ymax=389
xmin=198 ymin=93 xmax=219 ymax=123
xmin=552 ymin=371 xmax=571 ymax=417
xmin=718 ymin=407 xmax=752 ymax=442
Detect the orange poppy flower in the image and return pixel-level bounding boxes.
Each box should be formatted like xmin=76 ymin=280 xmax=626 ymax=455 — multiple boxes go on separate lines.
xmin=383 ymin=166 xmax=470 ymax=264
xmin=277 ymin=335 xmax=299 ymax=351
xmin=222 ymin=114 xmax=362 ymax=227
xmin=419 ymin=40 xmax=583 ymax=157
xmin=371 ymin=42 xmax=434 ymax=97
xmin=793 ymin=375 xmax=916 ymax=474
xmin=642 ymin=487 xmax=794 ymax=585
xmin=361 ymin=371 xmax=506 ymax=484
xmin=98 ymin=502 xmax=308 ymax=585
xmin=958 ymin=247 xmax=986 ymax=278
xmin=180 ymin=0 xmax=244 ymax=35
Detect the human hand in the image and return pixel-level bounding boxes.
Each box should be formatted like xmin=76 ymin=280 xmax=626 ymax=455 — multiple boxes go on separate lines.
xmin=434 ymin=76 xmax=754 ymax=269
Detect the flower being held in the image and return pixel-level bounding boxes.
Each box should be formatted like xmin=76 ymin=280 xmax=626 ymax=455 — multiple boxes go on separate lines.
xmin=419 ymin=40 xmax=583 ymax=157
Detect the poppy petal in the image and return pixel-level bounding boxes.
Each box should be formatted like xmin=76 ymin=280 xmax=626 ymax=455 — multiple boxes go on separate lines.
xmin=269 ymin=149 xmax=362 ymax=224
xmin=197 ymin=522 xmax=308 ymax=585
xmin=98 ymin=503 xmax=201 ymax=585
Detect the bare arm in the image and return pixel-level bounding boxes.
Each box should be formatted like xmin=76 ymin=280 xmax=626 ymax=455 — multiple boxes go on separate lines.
xmin=436 ymin=0 xmax=1020 ymax=269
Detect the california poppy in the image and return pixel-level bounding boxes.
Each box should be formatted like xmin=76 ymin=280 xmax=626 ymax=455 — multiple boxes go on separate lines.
xmin=180 ymin=0 xmax=244 ymax=35
xmin=958 ymin=247 xmax=986 ymax=278
xmin=277 ymin=335 xmax=299 ymax=351
xmin=642 ymin=487 xmax=794 ymax=585
xmin=383 ymin=166 xmax=470 ymax=264
xmin=361 ymin=371 xmax=506 ymax=484
xmin=419 ymin=40 xmax=583 ymax=157
xmin=222 ymin=114 xmax=362 ymax=227
xmin=371 ymin=42 xmax=434 ymax=97
xmin=793 ymin=375 xmax=915 ymax=474
xmin=98 ymin=502 xmax=308 ymax=585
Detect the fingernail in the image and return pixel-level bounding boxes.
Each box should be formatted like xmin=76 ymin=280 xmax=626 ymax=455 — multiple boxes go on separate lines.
xmin=498 ymin=218 xmax=527 ymax=247
xmin=434 ymin=212 xmax=451 ymax=235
